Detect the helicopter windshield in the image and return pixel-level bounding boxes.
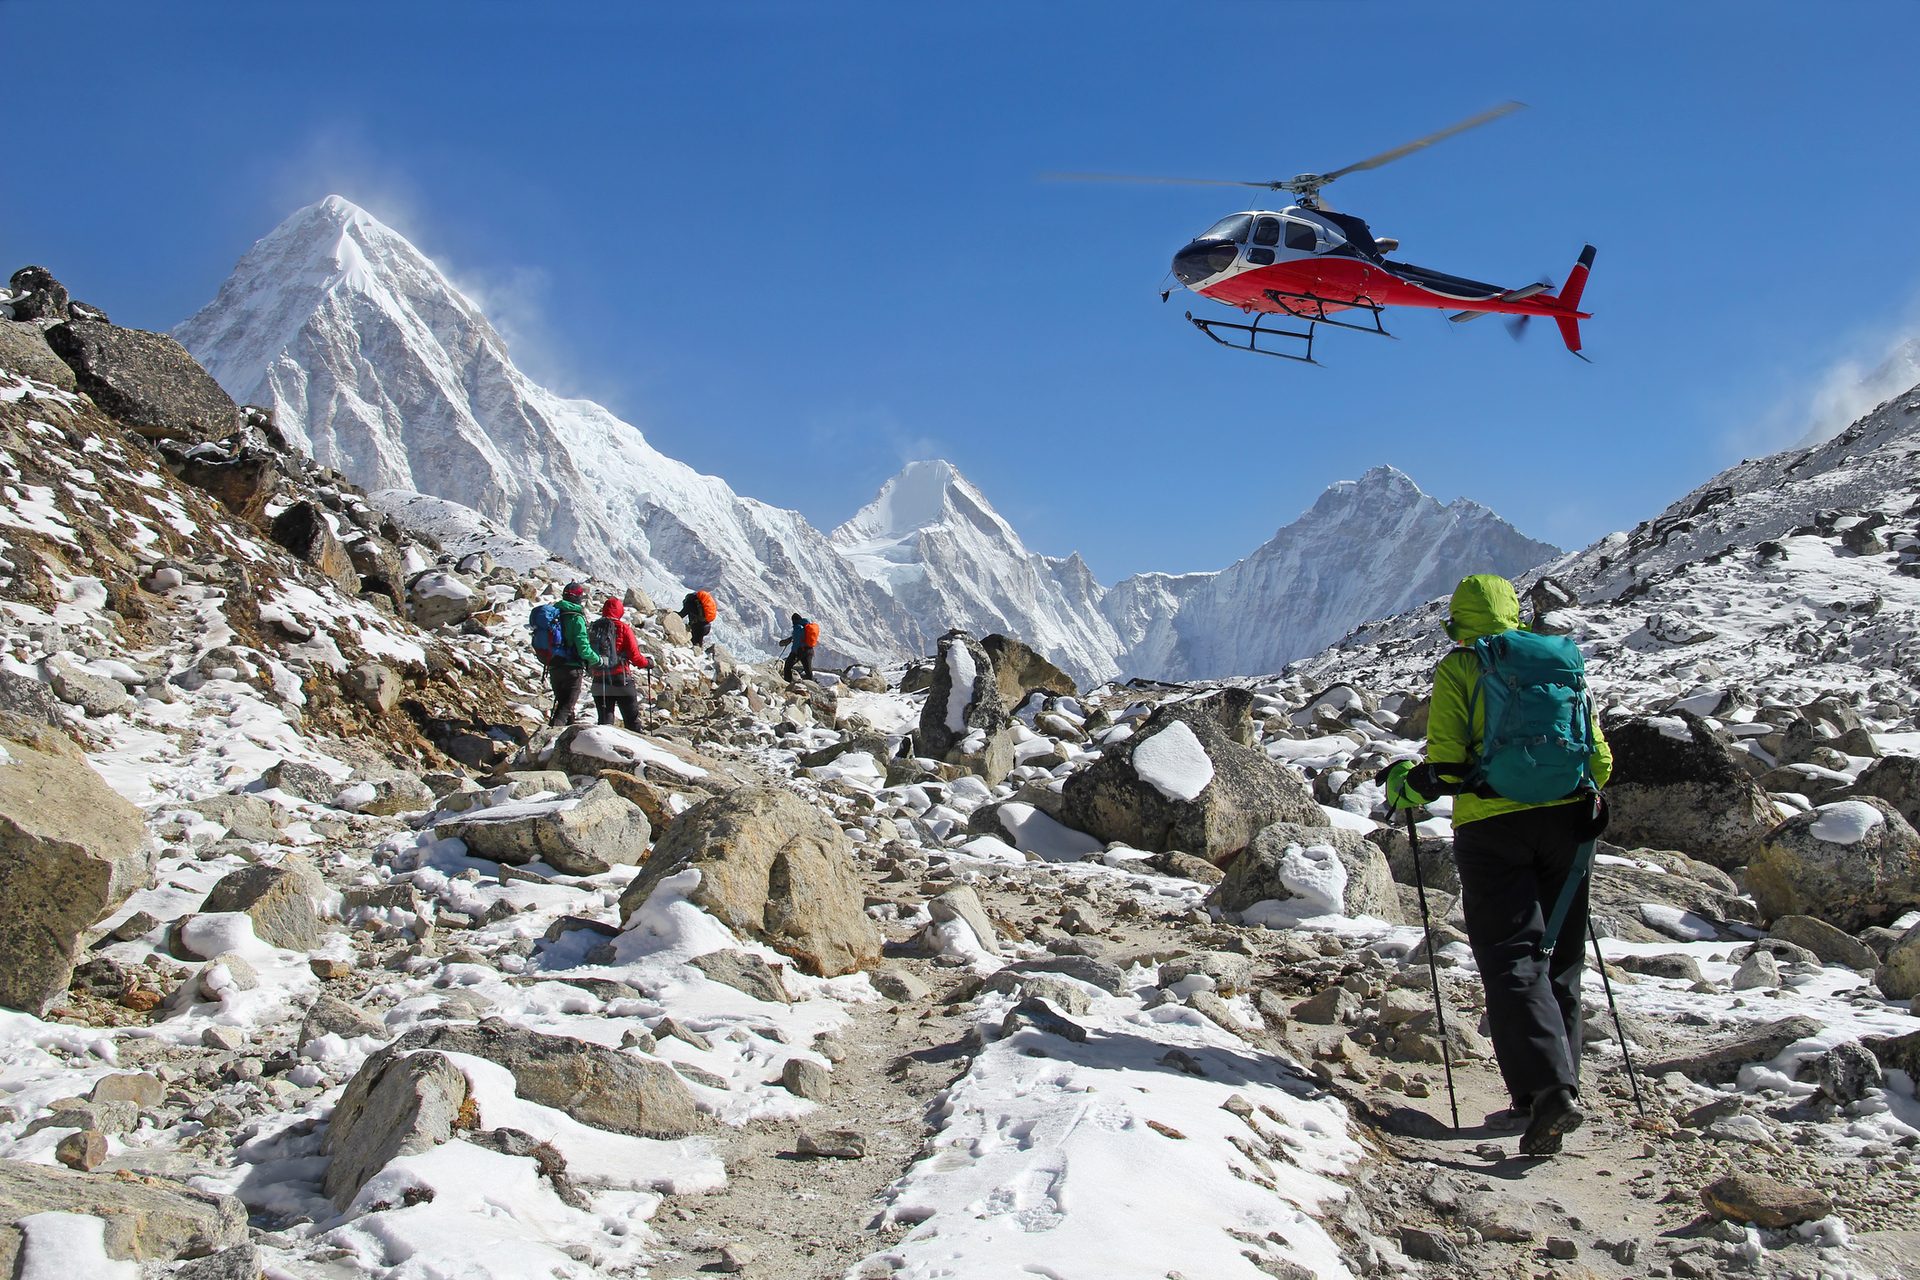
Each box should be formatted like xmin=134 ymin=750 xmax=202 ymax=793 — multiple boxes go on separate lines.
xmin=1197 ymin=214 xmax=1252 ymax=243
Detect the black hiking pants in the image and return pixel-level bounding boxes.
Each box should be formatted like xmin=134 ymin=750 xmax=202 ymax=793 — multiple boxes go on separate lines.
xmin=547 ymin=664 xmax=585 ymax=726
xmin=595 ymin=692 xmax=642 ymax=730
xmin=783 ymin=644 xmax=814 ymax=682
xmin=687 ymin=618 xmax=710 ymax=647
xmin=1451 ymin=802 xmax=1590 ymax=1109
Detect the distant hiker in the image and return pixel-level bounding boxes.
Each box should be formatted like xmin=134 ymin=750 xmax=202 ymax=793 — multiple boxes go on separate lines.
xmin=779 ymin=612 xmax=818 ymax=682
xmin=1384 ymin=573 xmax=1612 ymax=1157
xmin=540 ymin=582 xmax=605 ymax=726
xmin=587 ymin=597 xmax=652 ymax=730
xmin=680 ymin=589 xmax=716 ymax=648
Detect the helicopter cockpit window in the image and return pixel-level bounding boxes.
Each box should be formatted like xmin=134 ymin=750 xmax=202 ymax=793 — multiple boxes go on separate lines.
xmin=1251 ymin=217 xmax=1281 ymax=247
xmin=1284 ymin=221 xmax=1318 ymax=251
xmin=1199 ymin=214 xmax=1252 ymax=243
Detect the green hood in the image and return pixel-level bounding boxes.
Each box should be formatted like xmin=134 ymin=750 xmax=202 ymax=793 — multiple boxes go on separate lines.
xmin=1444 ymin=574 xmax=1521 ymax=644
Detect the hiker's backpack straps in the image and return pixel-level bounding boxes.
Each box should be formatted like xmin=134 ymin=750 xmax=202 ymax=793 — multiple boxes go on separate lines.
xmin=1464 ymin=629 xmax=1594 ymax=805
xmin=1539 ymin=835 xmax=1597 ymax=958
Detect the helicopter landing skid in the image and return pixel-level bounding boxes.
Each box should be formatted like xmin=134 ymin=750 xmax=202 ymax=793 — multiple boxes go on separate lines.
xmin=1185 ymin=311 xmax=1319 ymax=363
xmin=1262 ymin=288 xmax=1394 ymax=338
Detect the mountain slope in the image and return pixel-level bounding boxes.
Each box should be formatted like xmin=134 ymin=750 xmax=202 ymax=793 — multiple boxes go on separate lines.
xmin=175 ymin=196 xmax=915 ymax=660
xmin=1103 ymin=465 xmax=1559 ymax=681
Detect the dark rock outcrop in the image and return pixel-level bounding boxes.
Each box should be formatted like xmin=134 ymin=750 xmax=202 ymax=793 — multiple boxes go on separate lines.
xmin=1601 ymin=712 xmax=1780 ymax=868
xmin=44 ymin=319 xmax=240 ymax=442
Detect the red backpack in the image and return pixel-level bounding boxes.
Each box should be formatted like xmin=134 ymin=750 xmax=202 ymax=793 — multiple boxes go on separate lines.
xmin=695 ymin=590 xmax=716 ymax=623
xmin=802 ymin=621 xmax=820 ymax=648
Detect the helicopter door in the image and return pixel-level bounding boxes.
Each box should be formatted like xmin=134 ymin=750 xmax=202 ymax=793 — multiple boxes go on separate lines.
xmin=1247 ymin=216 xmax=1282 ymax=266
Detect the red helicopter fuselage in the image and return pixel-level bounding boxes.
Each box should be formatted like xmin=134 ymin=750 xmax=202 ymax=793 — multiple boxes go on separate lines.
xmin=1174 ymin=206 xmax=1593 ymax=358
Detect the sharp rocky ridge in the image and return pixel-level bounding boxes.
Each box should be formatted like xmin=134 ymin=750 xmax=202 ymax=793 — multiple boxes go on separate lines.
xmin=176 ymin=196 xmax=1558 ymax=684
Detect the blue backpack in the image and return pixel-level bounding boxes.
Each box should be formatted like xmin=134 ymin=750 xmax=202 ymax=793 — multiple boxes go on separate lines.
xmin=528 ymin=603 xmax=565 ymax=663
xmin=1465 ymin=629 xmax=1595 ymax=804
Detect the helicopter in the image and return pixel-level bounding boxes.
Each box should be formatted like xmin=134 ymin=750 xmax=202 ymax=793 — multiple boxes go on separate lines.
xmin=1054 ymin=102 xmax=1595 ymax=365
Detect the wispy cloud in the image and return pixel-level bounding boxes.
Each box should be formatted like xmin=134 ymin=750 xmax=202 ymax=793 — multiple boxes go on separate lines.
xmin=1720 ymin=293 xmax=1920 ymax=460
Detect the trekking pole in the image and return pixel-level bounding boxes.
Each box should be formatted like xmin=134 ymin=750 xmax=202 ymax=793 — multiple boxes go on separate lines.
xmin=1587 ymin=917 xmax=1647 ymax=1116
xmin=1406 ymin=807 xmax=1460 ymax=1134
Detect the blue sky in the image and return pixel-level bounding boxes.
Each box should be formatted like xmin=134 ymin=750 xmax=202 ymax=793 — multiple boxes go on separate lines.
xmin=8 ymin=1 xmax=1919 ymax=582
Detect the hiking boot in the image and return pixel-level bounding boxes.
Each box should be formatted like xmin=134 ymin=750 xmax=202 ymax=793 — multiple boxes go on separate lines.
xmin=1519 ymin=1086 xmax=1583 ymax=1156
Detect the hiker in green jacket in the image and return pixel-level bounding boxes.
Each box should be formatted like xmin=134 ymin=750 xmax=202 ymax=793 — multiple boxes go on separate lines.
xmin=1387 ymin=574 xmax=1613 ymax=1156
xmin=548 ymin=582 xmax=605 ymax=726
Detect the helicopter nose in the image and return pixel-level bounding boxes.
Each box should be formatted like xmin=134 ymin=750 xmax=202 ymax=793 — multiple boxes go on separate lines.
xmin=1172 ymin=239 xmax=1238 ymax=287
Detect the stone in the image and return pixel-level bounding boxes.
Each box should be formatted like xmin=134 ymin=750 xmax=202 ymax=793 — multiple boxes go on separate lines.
xmin=323 ymin=1048 xmax=470 ymax=1208
xmin=187 ymin=793 xmax=283 ymax=843
xmin=1880 ymin=922 xmax=1920 ymax=999
xmin=438 ymin=780 xmax=651 ymax=876
xmin=1000 ymin=995 xmax=1088 ymax=1043
xmin=1546 ymin=1236 xmax=1579 ymax=1260
xmin=1747 ymin=798 xmax=1920 ymax=933
xmin=690 ymin=950 xmax=791 ymax=1004
xmin=1602 ymin=712 xmax=1783 ymax=869
xmin=595 ymin=770 xmax=677 ymax=829
xmin=1700 ymin=1171 xmax=1833 ymax=1228
xmin=1059 ymin=706 xmax=1320 ymax=866
xmin=1371 ymin=828 xmax=1459 ymax=893
xmin=1398 ymin=1225 xmax=1460 ymax=1264
xmin=0 ymin=1159 xmax=247 ymax=1260
xmin=1459 ymin=1190 xmax=1539 ymax=1242
xmin=1001 ymin=954 xmax=1128 ymax=994
xmin=260 ymin=760 xmax=342 ymax=803
xmin=780 ymin=1057 xmax=833 ymax=1101
xmin=45 ymin=321 xmax=241 ymax=440
xmin=1853 ymin=755 xmax=1920 ymax=831
xmin=7 ymin=266 xmax=70 ymax=322
xmin=1156 ymin=688 xmax=1259 ymax=747
xmin=1616 ymin=952 xmax=1706 ymax=984
xmin=0 ymin=318 xmax=79 ymax=391
xmin=1767 ymin=914 xmax=1880 ymax=970
xmin=795 ymin=1129 xmax=866 ymax=1159
xmin=980 ymin=971 xmax=1094 ymax=1016
xmin=980 ymin=633 xmax=1077 ymax=708
xmin=0 ymin=722 xmax=151 ymax=1013
xmin=1149 ymin=849 xmax=1225 ymax=884
xmin=171 ymin=1245 xmax=265 ymax=1280
xmin=408 ymin=569 xmax=478 ymax=630
xmin=90 ymin=1072 xmax=164 ymax=1108
xmin=1810 ymin=1040 xmax=1883 ymax=1104
xmin=345 ymin=662 xmax=401 ymax=715
xmin=1208 ymin=822 xmax=1404 ymax=923
xmin=346 ymin=774 xmax=437 ymax=817
xmin=918 ymin=631 xmax=1014 ymax=784
xmin=40 ymin=654 xmax=132 ymax=716
xmin=871 ymin=968 xmax=932 ymax=1002
xmin=384 ymin=1018 xmax=702 ymax=1139
xmin=1730 ymin=950 xmax=1779 ymax=991
xmin=199 ymin=857 xmax=327 ymax=951
xmin=1292 ymin=985 xmax=1359 ymax=1025
xmin=201 ymin=1025 xmax=245 ymax=1052
xmin=54 ymin=1129 xmax=108 ymax=1170
xmin=925 ymin=885 xmax=1003 ymax=956
xmin=1157 ymin=951 xmax=1256 ymax=997
xmin=269 ymin=501 xmax=359 ymax=594
xmin=300 ymin=994 xmax=386 ymax=1046
xmin=1645 ymin=1015 xmax=1822 ymax=1084
xmin=616 ymin=786 xmax=880 ymax=977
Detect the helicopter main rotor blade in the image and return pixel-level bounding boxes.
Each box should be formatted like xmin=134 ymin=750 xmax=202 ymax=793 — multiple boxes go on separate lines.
xmin=1042 ymin=171 xmax=1285 ymax=189
xmin=1318 ymin=100 xmax=1526 ymax=184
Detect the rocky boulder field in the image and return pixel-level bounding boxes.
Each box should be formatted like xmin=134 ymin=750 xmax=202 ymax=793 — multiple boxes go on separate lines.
xmin=2 ymin=266 xmax=1920 ymax=1279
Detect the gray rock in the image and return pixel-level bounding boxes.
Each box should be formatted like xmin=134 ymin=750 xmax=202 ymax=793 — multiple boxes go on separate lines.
xmin=1853 ymin=755 xmax=1920 ymax=831
xmin=978 ymin=970 xmax=1095 ymax=1016
xmin=1810 ymin=1040 xmax=1883 ymax=1104
xmin=1616 ymin=952 xmax=1707 ymax=984
xmin=1398 ymin=1226 xmax=1460 ymax=1265
xmin=690 ymin=950 xmax=791 ymax=1004
xmin=259 ymin=761 xmax=341 ymax=802
xmin=1768 ymin=914 xmax=1880 ymax=970
xmin=1602 ymin=712 xmax=1783 ymax=869
xmin=795 ymin=1129 xmax=867 ymax=1159
xmin=1000 ymin=995 xmax=1088 ymax=1043
xmin=0 ymin=318 xmax=78 ymax=390
xmin=187 ymin=792 xmax=283 ymax=843
xmin=1747 ymin=798 xmax=1920 ymax=933
xmin=918 ymin=631 xmax=1014 ymax=784
xmin=439 ymin=780 xmax=651 ymax=877
xmin=323 ymin=1048 xmax=469 ymax=1208
xmin=45 ymin=319 xmax=239 ymax=442
xmin=1876 ymin=921 xmax=1920 ymax=999
xmin=1370 ymin=827 xmax=1459 ymax=893
xmin=0 ymin=668 xmax=62 ymax=726
xmin=270 ymin=501 xmax=359 ymax=595
xmin=925 ymin=885 xmax=1003 ymax=957
xmin=89 ymin=1072 xmax=164 ymax=1108
xmin=1646 ymin=1015 xmax=1822 ymax=1084
xmin=386 ymin=1018 xmax=703 ymax=1139
xmin=1208 ymin=822 xmax=1404 ymax=923
xmin=1730 ymin=950 xmax=1780 ymax=991
xmin=1059 ymin=706 xmax=1320 ymax=866
xmin=7 ymin=266 xmax=70 ymax=323
xmin=40 ymin=654 xmax=132 ymax=716
xmin=345 ymin=774 xmax=437 ymax=817
xmin=199 ymin=857 xmax=326 ymax=951
xmin=171 ymin=1245 xmax=265 ymax=1280
xmin=0 ymin=1159 xmax=246 ymax=1260
xmin=980 ymin=633 xmax=1077 ymax=707
xmin=1001 ymin=954 xmax=1128 ymax=994
xmin=345 ymin=662 xmax=401 ymax=715
xmin=408 ymin=570 xmax=478 ymax=630
xmin=1459 ymin=1190 xmax=1539 ymax=1242
xmin=1292 ymin=985 xmax=1359 ymax=1025
xmin=0 ymin=722 xmax=151 ymax=1013
xmin=616 ymin=786 xmax=879 ymax=977
xmin=1157 ymin=951 xmax=1256 ymax=997
xmin=1700 ymin=1171 xmax=1833 ymax=1228
xmin=779 ymin=1058 xmax=833 ymax=1101
xmin=871 ymin=968 xmax=932 ymax=1002
xmin=300 ymin=994 xmax=386 ymax=1046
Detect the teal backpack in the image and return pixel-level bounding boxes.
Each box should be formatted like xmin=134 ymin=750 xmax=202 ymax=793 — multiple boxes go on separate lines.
xmin=1464 ymin=629 xmax=1595 ymax=804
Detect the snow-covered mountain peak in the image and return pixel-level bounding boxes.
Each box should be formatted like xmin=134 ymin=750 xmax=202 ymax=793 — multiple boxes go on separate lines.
xmin=833 ymin=459 xmax=1019 ymax=548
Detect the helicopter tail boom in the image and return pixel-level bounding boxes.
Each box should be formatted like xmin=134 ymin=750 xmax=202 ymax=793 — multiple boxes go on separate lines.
xmin=1551 ymin=245 xmax=1596 ymax=356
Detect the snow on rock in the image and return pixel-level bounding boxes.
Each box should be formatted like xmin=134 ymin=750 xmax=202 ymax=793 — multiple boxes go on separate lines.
xmin=943 ymin=636 xmax=977 ymax=734
xmin=1130 ymin=718 xmax=1214 ymax=801
xmin=1809 ymin=799 xmax=1886 ymax=845
xmin=14 ymin=1213 xmax=139 ymax=1280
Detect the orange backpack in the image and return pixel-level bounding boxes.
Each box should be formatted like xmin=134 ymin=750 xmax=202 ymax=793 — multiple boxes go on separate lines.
xmin=695 ymin=590 xmax=716 ymax=623
xmin=802 ymin=621 xmax=820 ymax=648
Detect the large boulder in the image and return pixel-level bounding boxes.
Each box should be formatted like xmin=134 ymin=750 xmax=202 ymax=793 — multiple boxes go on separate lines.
xmin=1745 ymin=798 xmax=1920 ymax=932
xmin=617 ymin=786 xmax=880 ymax=976
xmin=269 ymin=501 xmax=359 ymax=594
xmin=0 ymin=319 xmax=78 ymax=390
xmin=7 ymin=266 xmax=70 ymax=323
xmin=1209 ymin=823 xmax=1405 ymax=923
xmin=175 ymin=438 xmax=282 ymax=524
xmin=1876 ymin=922 xmax=1920 ymax=1000
xmin=0 ymin=720 xmax=151 ymax=1013
xmin=1586 ymin=844 xmax=1758 ymax=942
xmin=386 ymin=1019 xmax=702 ymax=1139
xmin=1057 ymin=705 xmax=1319 ymax=865
xmin=0 ymin=1161 xmax=247 ymax=1264
xmin=1156 ymin=688 xmax=1257 ymax=747
xmin=1853 ymin=755 xmax=1920 ymax=831
xmin=199 ymin=857 xmax=328 ymax=951
xmin=981 ymin=633 xmax=1076 ymax=709
xmin=1600 ymin=712 xmax=1781 ymax=868
xmin=43 ymin=319 xmax=239 ymax=442
xmin=323 ymin=1048 xmax=469 ymax=1209
xmin=407 ymin=569 xmax=478 ymax=630
xmin=436 ymin=780 xmax=651 ymax=876
xmin=918 ymin=631 xmax=1014 ymax=783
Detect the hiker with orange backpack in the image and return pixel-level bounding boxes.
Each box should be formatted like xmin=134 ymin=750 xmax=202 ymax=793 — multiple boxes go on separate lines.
xmin=779 ymin=612 xmax=819 ymax=682
xmin=587 ymin=597 xmax=652 ymax=730
xmin=679 ymin=589 xmax=716 ymax=648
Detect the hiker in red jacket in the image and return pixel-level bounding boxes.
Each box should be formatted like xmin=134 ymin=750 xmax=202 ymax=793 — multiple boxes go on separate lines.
xmin=587 ymin=597 xmax=651 ymax=730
